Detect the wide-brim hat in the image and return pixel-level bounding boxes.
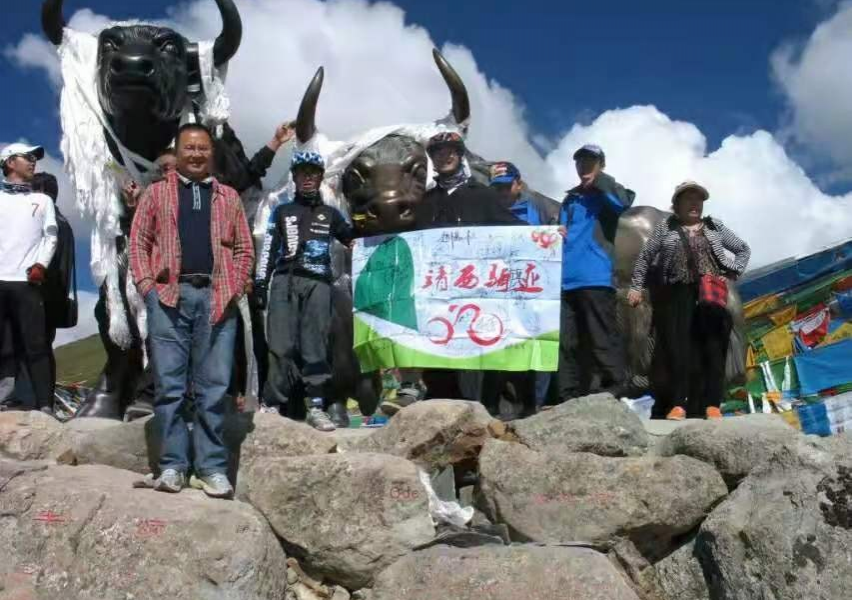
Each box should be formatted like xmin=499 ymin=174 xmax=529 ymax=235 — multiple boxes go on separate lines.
xmin=671 ymin=181 xmax=709 ymax=203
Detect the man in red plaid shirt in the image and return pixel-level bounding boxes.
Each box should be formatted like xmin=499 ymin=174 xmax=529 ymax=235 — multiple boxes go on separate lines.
xmin=130 ymin=123 xmax=254 ymax=499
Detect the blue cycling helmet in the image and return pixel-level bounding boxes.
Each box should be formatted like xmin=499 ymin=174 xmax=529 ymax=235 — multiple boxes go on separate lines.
xmin=290 ymin=151 xmax=325 ymax=172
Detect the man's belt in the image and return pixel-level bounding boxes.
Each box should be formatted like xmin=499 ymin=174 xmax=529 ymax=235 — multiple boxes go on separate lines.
xmin=178 ymin=274 xmax=212 ymax=288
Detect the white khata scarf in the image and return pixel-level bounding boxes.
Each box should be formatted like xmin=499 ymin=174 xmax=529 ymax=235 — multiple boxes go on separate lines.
xmin=57 ymin=26 xmax=229 ymax=350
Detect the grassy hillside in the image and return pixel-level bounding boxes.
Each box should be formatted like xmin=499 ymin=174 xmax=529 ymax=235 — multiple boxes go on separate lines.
xmin=55 ymin=335 xmax=106 ymax=387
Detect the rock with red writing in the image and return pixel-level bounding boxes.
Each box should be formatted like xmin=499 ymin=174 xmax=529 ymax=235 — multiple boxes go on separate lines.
xmin=370 ymin=544 xmax=641 ymax=600
xmin=511 ymin=393 xmax=649 ymax=457
xmin=476 ymin=439 xmax=727 ymax=560
xmin=652 ymin=413 xmax=800 ymax=488
xmin=0 ymin=464 xmax=289 ymax=599
xmin=349 ymin=399 xmax=495 ymax=470
xmin=240 ymin=452 xmax=435 ymax=589
xmin=0 ymin=410 xmax=73 ymax=462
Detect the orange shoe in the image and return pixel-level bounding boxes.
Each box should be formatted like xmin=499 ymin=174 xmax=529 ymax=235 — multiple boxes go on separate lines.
xmin=666 ymin=406 xmax=686 ymax=421
xmin=706 ymin=406 xmax=723 ymax=420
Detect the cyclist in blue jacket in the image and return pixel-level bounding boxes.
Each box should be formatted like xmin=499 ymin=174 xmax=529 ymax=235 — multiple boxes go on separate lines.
xmin=489 ymin=161 xmax=559 ymax=227
xmin=558 ymin=145 xmax=635 ymax=402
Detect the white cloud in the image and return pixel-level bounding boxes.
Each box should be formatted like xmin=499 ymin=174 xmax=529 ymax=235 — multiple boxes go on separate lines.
xmin=772 ymin=1 xmax=852 ymax=169
xmin=547 ymin=107 xmax=852 ymax=268
xmin=3 ymin=9 xmax=116 ymax=89
xmin=5 ymin=0 xmax=852 ymax=281
xmin=53 ymin=290 xmax=100 ymax=347
xmin=4 ymin=33 xmax=62 ymax=87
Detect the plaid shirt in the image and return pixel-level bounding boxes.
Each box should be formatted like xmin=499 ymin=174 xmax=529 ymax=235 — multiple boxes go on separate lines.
xmin=129 ymin=172 xmax=254 ymax=324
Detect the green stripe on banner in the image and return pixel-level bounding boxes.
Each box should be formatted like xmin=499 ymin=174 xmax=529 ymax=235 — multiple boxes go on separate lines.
xmin=354 ymin=316 xmax=559 ymax=373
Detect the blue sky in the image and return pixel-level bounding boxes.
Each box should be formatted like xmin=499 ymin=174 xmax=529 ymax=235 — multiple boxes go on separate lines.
xmin=0 ymin=0 xmax=834 ymax=158
xmin=2 ymin=0 xmax=851 ymax=313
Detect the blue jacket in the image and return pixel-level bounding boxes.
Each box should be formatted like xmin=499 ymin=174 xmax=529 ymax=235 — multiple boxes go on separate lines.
xmin=560 ymin=172 xmax=635 ymax=291
xmin=510 ymin=195 xmax=559 ymax=226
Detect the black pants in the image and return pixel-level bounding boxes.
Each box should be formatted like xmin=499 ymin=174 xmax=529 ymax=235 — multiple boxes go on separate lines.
xmin=650 ymin=283 xmax=732 ymax=418
xmin=264 ymin=275 xmax=332 ymax=409
xmin=558 ymin=287 xmax=626 ymax=401
xmin=0 ymin=282 xmax=54 ymax=409
xmin=481 ymin=370 xmax=540 ymax=415
xmin=230 ymin=300 xmax=268 ymax=398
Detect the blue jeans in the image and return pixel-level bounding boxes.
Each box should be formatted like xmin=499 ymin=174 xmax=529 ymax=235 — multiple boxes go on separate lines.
xmin=146 ymin=285 xmax=237 ymax=476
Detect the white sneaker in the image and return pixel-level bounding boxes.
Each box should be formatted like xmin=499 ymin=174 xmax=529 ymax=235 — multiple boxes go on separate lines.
xmin=306 ymin=407 xmax=336 ymax=432
xmin=154 ymin=469 xmax=185 ymax=493
xmin=259 ymin=404 xmax=280 ymax=415
xmin=190 ymin=473 xmax=234 ymax=499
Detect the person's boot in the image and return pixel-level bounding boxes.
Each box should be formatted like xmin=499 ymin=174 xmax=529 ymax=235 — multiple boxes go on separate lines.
xmin=327 ymin=401 xmax=350 ymax=428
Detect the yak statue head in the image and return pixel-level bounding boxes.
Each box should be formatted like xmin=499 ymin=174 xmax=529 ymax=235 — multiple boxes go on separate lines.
xmin=295 ymin=50 xmax=471 ymax=235
xmin=41 ymin=0 xmax=241 ymax=160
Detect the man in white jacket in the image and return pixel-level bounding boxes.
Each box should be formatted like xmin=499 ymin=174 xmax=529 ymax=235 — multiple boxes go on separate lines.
xmin=0 ymin=143 xmax=58 ymax=414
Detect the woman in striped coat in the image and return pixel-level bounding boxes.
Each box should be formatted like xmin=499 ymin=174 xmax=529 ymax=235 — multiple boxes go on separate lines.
xmin=627 ymin=181 xmax=750 ymax=420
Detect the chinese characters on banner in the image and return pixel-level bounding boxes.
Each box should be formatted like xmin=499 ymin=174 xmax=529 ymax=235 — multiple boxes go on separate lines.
xmin=352 ymin=226 xmax=562 ymax=372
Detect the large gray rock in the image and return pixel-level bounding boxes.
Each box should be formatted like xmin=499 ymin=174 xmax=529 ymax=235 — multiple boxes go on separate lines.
xmin=330 ymin=428 xmax=375 ymax=452
xmin=477 ymin=439 xmax=727 ymax=559
xmin=0 ymin=457 xmax=49 ymax=489
xmin=654 ymin=413 xmax=799 ymax=487
xmin=70 ymin=416 xmax=158 ymax=474
xmin=639 ymin=538 xmax=710 ymax=600
xmin=371 ymin=545 xmax=640 ymax=600
xmin=0 ymin=410 xmax=71 ymax=461
xmin=694 ymin=442 xmax=852 ymax=599
xmin=351 ymin=400 xmax=495 ymax=470
xmin=226 ymin=412 xmax=337 ymax=483
xmin=512 ymin=393 xmax=649 ymax=457
xmin=240 ymin=452 xmax=435 ymax=589
xmin=0 ymin=463 xmax=288 ymax=599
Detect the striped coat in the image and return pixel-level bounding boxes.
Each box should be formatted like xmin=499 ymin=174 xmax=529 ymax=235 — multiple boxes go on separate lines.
xmin=630 ymin=215 xmax=750 ymax=292
xmin=129 ymin=172 xmax=255 ymax=324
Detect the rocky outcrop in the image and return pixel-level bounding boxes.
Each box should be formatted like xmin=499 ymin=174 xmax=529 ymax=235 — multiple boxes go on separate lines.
xmin=240 ymin=452 xmax=435 ymax=589
xmin=653 ymin=413 xmax=798 ymax=487
xmin=0 ymin=410 xmax=73 ymax=462
xmin=694 ymin=442 xmax=852 ymax=599
xmin=512 ymin=393 xmax=649 ymax=457
xmin=477 ymin=439 xmax=727 ymax=559
xmin=370 ymin=544 xmax=641 ymax=600
xmin=0 ymin=463 xmax=289 ymax=599
xmin=350 ymin=400 xmax=495 ymax=470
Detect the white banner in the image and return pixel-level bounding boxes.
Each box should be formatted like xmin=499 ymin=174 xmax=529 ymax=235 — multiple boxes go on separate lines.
xmin=352 ymin=226 xmax=562 ymax=371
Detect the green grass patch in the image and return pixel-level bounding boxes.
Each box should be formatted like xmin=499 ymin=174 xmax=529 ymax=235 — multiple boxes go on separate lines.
xmin=55 ymin=335 xmax=106 ymax=387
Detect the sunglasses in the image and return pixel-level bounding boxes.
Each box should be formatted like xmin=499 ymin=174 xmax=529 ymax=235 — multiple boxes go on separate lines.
xmin=11 ymin=153 xmax=38 ymax=163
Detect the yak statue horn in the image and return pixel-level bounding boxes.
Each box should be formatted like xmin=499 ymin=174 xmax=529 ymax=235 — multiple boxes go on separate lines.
xmin=213 ymin=0 xmax=242 ymax=66
xmin=296 ymin=66 xmax=324 ymax=144
xmin=433 ymin=49 xmax=471 ymax=125
xmin=41 ymin=0 xmax=65 ymax=46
